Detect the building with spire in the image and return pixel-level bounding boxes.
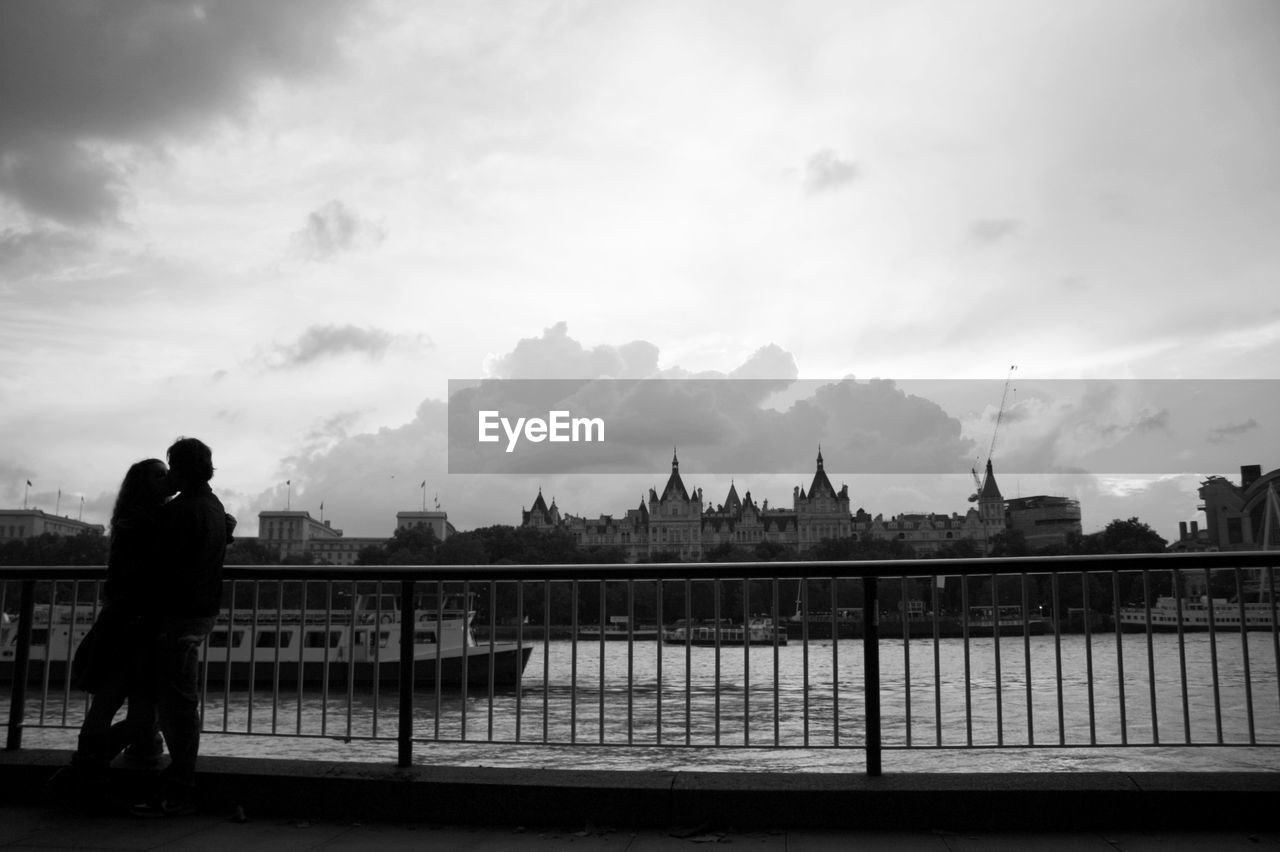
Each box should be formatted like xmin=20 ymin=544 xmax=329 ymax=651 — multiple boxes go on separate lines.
xmin=521 ymin=450 xmax=1006 ymax=561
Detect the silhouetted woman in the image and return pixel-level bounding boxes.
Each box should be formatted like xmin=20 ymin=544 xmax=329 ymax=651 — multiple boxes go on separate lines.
xmin=50 ymin=458 xmax=173 ymax=807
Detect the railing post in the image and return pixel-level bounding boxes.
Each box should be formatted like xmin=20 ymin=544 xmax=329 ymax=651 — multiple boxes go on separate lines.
xmin=863 ymin=574 xmax=881 ymax=777
xmin=5 ymin=580 xmax=36 ymax=751
xmin=398 ymin=577 xmax=415 ymax=768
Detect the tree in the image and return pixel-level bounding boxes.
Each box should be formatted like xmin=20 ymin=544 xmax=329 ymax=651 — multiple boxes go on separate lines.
xmin=1094 ymin=517 xmax=1168 ymax=554
xmin=0 ymin=531 xmax=107 ymax=567
xmin=987 ymin=529 xmax=1028 ymax=557
xmin=223 ymin=538 xmax=276 ymax=565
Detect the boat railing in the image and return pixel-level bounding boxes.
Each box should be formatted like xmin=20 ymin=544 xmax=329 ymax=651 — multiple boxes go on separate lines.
xmin=3 ymin=551 xmax=1279 ymax=776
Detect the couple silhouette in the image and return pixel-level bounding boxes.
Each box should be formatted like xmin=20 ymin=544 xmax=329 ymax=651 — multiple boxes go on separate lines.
xmin=52 ymin=436 xmax=232 ymax=817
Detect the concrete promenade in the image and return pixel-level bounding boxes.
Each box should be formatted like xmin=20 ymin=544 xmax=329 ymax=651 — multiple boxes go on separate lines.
xmin=2 ymin=749 xmax=1279 ymax=850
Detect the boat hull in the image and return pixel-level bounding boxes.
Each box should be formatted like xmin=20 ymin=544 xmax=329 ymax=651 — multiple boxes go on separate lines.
xmin=0 ymin=644 xmax=533 ymax=691
xmin=577 ymin=630 xmax=660 ymax=641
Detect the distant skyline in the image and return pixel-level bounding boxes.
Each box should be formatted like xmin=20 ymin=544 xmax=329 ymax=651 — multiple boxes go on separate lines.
xmin=3 ymin=1 xmax=1277 ymax=545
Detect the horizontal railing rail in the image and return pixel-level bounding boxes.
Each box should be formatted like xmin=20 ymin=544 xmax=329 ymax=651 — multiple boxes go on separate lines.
xmin=4 ymin=551 xmax=1277 ymax=776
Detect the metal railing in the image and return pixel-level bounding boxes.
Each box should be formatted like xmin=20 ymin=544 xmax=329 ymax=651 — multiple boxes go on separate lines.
xmin=3 ymin=551 xmax=1278 ymax=775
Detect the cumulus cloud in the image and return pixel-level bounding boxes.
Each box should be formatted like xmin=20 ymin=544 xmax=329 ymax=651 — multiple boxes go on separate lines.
xmin=485 ymin=322 xmax=662 ymax=380
xmin=453 ymin=327 xmax=973 ymax=475
xmin=290 ymin=200 xmax=387 ymax=261
xmin=802 ymin=149 xmax=859 ymax=193
xmin=253 ymin=330 xmax=1280 ymax=537
xmin=1208 ymin=418 xmax=1260 ymax=444
xmin=273 ymin=325 xmax=394 ymax=368
xmin=0 ymin=1 xmax=354 ymax=226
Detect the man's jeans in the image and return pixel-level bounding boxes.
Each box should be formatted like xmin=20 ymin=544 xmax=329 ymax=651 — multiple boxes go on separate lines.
xmin=154 ymin=617 xmax=215 ymax=789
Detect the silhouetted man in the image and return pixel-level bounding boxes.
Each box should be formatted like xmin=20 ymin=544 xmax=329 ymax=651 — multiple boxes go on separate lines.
xmin=133 ymin=436 xmax=227 ymax=817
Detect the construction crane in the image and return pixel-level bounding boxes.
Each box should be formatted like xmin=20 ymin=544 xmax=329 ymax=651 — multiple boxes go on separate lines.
xmin=968 ymin=365 xmax=1017 ymax=502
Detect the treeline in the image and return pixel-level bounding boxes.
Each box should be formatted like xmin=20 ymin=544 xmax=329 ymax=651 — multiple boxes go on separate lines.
xmin=4 ymin=517 xmax=1203 ymax=624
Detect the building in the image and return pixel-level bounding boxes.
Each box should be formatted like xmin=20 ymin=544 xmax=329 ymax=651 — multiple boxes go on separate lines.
xmin=254 ymin=509 xmax=453 ymax=565
xmin=522 ymin=450 xmax=1015 ymax=561
xmin=1197 ymin=464 xmax=1280 ymax=551
xmin=1004 ymin=495 xmax=1083 ymax=551
xmin=0 ymin=509 xmax=105 ymax=541
xmin=395 ymin=510 xmax=454 ymax=543
xmin=852 ymin=508 xmax=986 ymax=555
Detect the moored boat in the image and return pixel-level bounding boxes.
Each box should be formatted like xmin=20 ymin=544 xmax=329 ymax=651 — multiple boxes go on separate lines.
xmin=1119 ymin=595 xmax=1277 ymax=632
xmin=662 ymin=616 xmax=788 ymax=646
xmin=0 ymin=592 xmax=532 ymax=689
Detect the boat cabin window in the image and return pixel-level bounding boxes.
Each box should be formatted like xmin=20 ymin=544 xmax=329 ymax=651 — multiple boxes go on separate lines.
xmin=207 ymin=630 xmax=245 ymax=648
xmin=30 ymin=629 xmax=48 ymax=646
xmin=359 ymin=594 xmax=399 ymax=614
xmin=414 ymin=630 xmax=437 ymax=645
xmin=414 ymin=594 xmax=471 ymax=615
xmin=255 ymin=630 xmax=293 ymax=649
xmin=305 ymin=630 xmax=342 ymax=648
xmin=378 ymin=631 xmax=390 ymax=649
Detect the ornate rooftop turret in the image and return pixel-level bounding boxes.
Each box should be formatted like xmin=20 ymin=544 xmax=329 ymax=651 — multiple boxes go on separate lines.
xmin=659 ymin=448 xmax=690 ymax=502
xmin=807 ymin=447 xmax=839 ymax=500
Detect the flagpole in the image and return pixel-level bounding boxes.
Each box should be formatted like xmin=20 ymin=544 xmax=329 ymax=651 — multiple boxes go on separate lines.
xmin=79 ymin=496 xmax=84 ymax=521
xmin=421 ymin=480 xmax=426 ymax=511
xmin=286 ymin=480 xmax=292 ymax=511
xmin=23 ymin=480 xmax=30 ymax=510
xmin=56 ymin=489 xmax=61 ymax=516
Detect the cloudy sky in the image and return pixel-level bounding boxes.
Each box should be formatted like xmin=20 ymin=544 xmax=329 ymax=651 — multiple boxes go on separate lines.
xmin=2 ymin=0 xmax=1277 ymax=544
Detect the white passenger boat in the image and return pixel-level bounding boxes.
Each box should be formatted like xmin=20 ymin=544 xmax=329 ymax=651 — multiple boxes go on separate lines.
xmin=1118 ymin=595 xmax=1277 ymax=632
xmin=662 ymin=616 xmax=788 ymax=646
xmin=0 ymin=592 xmax=532 ymax=689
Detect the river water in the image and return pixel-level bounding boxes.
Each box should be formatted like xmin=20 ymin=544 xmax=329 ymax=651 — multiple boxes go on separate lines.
xmin=14 ymin=633 xmax=1280 ymax=773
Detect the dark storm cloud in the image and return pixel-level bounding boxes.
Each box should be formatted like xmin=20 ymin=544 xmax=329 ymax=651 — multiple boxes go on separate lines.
xmin=291 ymin=200 xmax=387 ymax=261
xmin=276 ymin=325 xmax=394 ymax=367
xmin=450 ymin=326 xmax=973 ymax=475
xmin=1208 ymin=418 xmax=1260 ymax=444
xmin=802 ymin=149 xmax=859 ymax=193
xmin=0 ymin=141 xmax=128 ymax=225
xmin=0 ymin=0 xmax=355 ymax=225
xmin=447 ymin=375 xmax=972 ymax=475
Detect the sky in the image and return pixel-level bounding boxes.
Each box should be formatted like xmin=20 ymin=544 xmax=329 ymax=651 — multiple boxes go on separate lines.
xmin=2 ymin=0 xmax=1278 ymax=545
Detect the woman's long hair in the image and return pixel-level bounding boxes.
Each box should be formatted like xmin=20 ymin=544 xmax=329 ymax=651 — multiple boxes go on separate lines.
xmin=109 ymin=458 xmax=166 ymax=535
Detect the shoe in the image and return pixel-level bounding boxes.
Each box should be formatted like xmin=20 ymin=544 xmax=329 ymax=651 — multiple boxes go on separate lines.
xmin=130 ymin=795 xmax=197 ymax=818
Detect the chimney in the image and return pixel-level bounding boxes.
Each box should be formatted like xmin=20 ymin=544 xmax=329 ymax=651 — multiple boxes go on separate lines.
xmin=1241 ymin=465 xmax=1262 ymax=490
xmin=1179 ymin=521 xmax=1188 ymax=540
xmin=1191 ymin=520 xmax=1199 ymax=536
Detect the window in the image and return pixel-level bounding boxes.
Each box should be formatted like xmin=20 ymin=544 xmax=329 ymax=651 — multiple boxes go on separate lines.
xmin=306 ymin=630 xmax=342 ymax=648
xmin=207 ymin=630 xmax=245 ymax=648
xmin=256 ymin=630 xmax=293 ymax=648
xmin=414 ymin=630 xmax=437 ymax=645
